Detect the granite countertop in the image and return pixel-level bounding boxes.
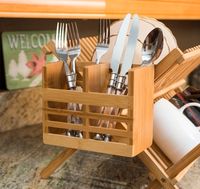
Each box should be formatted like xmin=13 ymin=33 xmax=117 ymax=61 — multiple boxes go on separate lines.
xmin=0 ymin=124 xmax=200 ymax=189
xmin=0 ymin=88 xmax=42 ymax=132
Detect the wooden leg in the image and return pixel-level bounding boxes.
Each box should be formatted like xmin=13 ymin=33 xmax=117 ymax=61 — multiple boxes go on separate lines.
xmin=40 ymin=148 xmax=76 ymax=179
xmin=148 ymin=179 xmax=162 ymax=189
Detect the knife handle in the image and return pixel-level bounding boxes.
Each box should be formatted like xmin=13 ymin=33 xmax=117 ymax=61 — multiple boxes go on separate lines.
xmin=108 ymin=73 xmax=118 ymax=89
xmin=115 ymin=75 xmax=126 ymax=91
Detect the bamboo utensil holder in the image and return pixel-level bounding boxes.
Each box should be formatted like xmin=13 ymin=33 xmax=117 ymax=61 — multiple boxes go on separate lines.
xmin=42 ymin=61 xmax=154 ymax=157
xmin=41 ymin=39 xmax=200 ymax=187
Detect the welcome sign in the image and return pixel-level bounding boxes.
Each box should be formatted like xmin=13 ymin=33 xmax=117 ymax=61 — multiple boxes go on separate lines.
xmin=2 ymin=30 xmax=57 ymax=90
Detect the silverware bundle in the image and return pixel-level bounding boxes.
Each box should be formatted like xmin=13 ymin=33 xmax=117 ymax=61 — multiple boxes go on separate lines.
xmin=54 ymin=14 xmax=164 ymax=140
xmin=55 ymin=22 xmax=82 ymax=138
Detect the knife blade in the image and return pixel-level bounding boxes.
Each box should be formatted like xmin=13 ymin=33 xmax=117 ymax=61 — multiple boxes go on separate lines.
xmin=115 ymin=14 xmax=140 ymax=91
xmin=120 ymin=14 xmax=139 ymax=76
xmin=110 ymin=13 xmax=131 ymax=74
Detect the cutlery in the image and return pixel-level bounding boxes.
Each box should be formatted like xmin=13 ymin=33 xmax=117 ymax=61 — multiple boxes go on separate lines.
xmin=104 ymin=14 xmax=140 ymax=142
xmin=94 ymin=13 xmax=131 ymax=140
xmin=108 ymin=13 xmax=132 ymax=93
xmin=55 ymin=22 xmax=82 ymax=138
xmin=66 ymin=22 xmax=83 ymax=138
xmin=141 ymin=28 xmax=163 ymax=66
xmin=67 ymin=22 xmax=81 ymax=73
xmin=55 ymin=22 xmax=75 ymax=121
xmin=108 ymin=26 xmax=162 ymax=141
xmin=115 ymin=14 xmax=140 ymax=93
xmin=55 ymin=22 xmax=71 ymax=77
xmin=95 ymin=19 xmax=110 ymax=64
xmin=67 ymin=22 xmax=82 ymax=125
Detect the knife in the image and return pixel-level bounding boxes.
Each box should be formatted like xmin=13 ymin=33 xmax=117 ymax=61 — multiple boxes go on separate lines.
xmin=108 ymin=13 xmax=131 ymax=93
xmin=94 ymin=13 xmax=131 ymax=141
xmin=102 ymin=15 xmax=140 ymax=142
xmin=115 ymin=14 xmax=140 ymax=92
xmin=98 ymin=14 xmax=139 ymax=142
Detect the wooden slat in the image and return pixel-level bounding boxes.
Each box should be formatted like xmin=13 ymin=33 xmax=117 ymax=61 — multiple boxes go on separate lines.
xmin=88 ymin=126 xmax=128 ymax=137
xmin=83 ymin=63 xmax=109 ymax=93
xmin=139 ymin=150 xmax=178 ymax=189
xmin=148 ymin=147 xmax=170 ymax=170
xmin=151 ymin=143 xmax=173 ymax=168
xmin=45 ymin=107 xmax=131 ymax=122
xmin=43 ymin=133 xmax=133 ymax=157
xmin=79 ymin=36 xmax=97 ymax=61
xmin=155 ymin=47 xmax=200 ymax=93
xmin=169 ymin=48 xmax=200 ymax=84
xmin=46 ymin=120 xmax=84 ymax=131
xmin=44 ymin=61 xmax=66 ymax=89
xmin=155 ymin=48 xmax=183 ymax=81
xmin=46 ymin=120 xmax=129 ymax=137
xmin=154 ymin=79 xmax=186 ymax=99
xmin=43 ymin=88 xmax=132 ymax=109
xmin=42 ymin=66 xmax=49 ymax=133
xmin=166 ymin=144 xmax=200 ymax=178
xmin=129 ymin=65 xmax=154 ymax=155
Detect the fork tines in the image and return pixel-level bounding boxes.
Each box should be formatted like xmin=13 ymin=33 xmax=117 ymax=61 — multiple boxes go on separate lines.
xmin=67 ymin=22 xmax=80 ymax=49
xmin=98 ymin=19 xmax=110 ymax=45
xmin=56 ymin=22 xmax=67 ymax=50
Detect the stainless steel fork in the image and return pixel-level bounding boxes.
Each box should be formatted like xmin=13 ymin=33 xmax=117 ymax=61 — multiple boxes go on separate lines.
xmin=95 ymin=19 xmax=110 ymax=64
xmin=55 ymin=22 xmax=71 ymax=76
xmin=55 ymin=22 xmax=82 ymax=138
xmin=67 ymin=22 xmax=81 ymax=74
xmin=93 ymin=19 xmax=111 ymax=140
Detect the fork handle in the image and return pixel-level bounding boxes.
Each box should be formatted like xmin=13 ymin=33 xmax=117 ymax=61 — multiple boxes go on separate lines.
xmin=66 ymin=72 xmax=76 ymax=89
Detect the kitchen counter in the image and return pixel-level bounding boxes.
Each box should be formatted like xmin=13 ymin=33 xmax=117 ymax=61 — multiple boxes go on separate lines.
xmin=0 ymin=87 xmax=42 ymax=132
xmin=0 ymin=124 xmax=200 ymax=189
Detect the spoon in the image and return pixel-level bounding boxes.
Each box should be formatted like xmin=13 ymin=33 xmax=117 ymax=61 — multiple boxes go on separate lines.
xmin=142 ymin=28 xmax=163 ymax=65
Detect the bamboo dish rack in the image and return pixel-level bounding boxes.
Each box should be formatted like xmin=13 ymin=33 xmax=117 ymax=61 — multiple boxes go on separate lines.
xmin=142 ymin=45 xmax=200 ymax=189
xmin=41 ymin=38 xmax=200 ymax=189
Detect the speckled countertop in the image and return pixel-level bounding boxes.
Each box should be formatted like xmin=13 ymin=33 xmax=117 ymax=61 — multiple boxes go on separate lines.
xmin=0 ymin=88 xmax=42 ymax=132
xmin=0 ymin=124 xmax=200 ymax=189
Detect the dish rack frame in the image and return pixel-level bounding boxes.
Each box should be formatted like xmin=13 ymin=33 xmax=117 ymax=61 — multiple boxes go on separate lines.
xmin=41 ymin=40 xmax=200 ymax=189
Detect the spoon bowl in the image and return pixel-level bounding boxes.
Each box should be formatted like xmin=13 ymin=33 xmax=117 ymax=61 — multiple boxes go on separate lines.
xmin=142 ymin=28 xmax=163 ymax=65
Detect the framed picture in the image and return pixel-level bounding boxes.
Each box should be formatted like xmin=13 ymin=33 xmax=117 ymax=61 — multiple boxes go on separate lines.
xmin=2 ymin=30 xmax=57 ymax=90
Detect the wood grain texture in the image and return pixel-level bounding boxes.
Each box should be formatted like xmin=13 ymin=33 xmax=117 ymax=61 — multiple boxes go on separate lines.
xmin=42 ymin=37 xmax=97 ymax=62
xmin=140 ymin=61 xmax=200 ymax=189
xmin=40 ymin=148 xmax=76 ymax=179
xmin=0 ymin=0 xmax=200 ymax=19
xmin=166 ymin=144 xmax=200 ymax=179
xmin=42 ymin=62 xmax=154 ymax=157
xmin=138 ymin=150 xmax=178 ymax=189
xmin=43 ymin=133 xmax=134 ymax=157
xmin=129 ymin=65 xmax=154 ymax=155
xmin=154 ymin=47 xmax=200 ymax=93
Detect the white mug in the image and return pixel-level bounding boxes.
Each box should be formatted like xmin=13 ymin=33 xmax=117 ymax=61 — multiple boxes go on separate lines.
xmin=153 ymin=98 xmax=200 ymax=163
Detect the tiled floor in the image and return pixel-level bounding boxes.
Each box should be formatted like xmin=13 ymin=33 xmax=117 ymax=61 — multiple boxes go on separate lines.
xmin=0 ymin=124 xmax=199 ymax=189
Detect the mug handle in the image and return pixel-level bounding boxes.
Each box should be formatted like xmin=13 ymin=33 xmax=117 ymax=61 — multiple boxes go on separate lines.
xmin=179 ymin=102 xmax=200 ymax=113
xmin=179 ymin=102 xmax=200 ymax=130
